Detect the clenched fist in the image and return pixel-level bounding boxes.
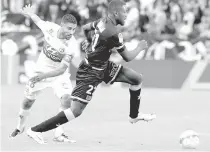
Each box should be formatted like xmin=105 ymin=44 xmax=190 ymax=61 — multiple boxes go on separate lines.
xmin=137 ymin=40 xmax=148 ymax=51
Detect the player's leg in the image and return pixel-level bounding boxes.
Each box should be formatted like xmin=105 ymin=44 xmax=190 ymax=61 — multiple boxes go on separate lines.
xmin=27 ymin=82 xmax=98 ymax=144
xmin=104 ymin=62 xmax=156 ymax=123
xmin=115 ymin=66 xmax=156 ymax=122
xmin=29 ymin=78 xmax=100 ymax=133
xmin=27 ymin=62 xmax=101 ymax=143
xmin=10 ymin=84 xmax=38 ymax=138
xmin=28 ymin=99 xmax=87 ymax=132
xmin=52 ymin=76 xmax=74 ymax=142
xmin=27 ymin=100 xmax=86 ymax=144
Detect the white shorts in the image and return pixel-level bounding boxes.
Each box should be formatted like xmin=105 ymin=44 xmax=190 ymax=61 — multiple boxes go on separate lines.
xmin=24 ymin=73 xmax=73 ymax=100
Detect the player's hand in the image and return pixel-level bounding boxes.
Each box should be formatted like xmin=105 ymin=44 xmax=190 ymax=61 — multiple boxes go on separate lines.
xmin=137 ymin=40 xmax=148 ymax=51
xmin=81 ymin=39 xmax=90 ymax=52
xmin=20 ymin=4 xmax=35 ymax=16
xmin=29 ymin=74 xmax=44 ymax=84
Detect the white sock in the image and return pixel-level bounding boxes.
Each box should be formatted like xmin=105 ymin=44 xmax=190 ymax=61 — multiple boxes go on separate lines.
xmin=54 ymin=107 xmax=65 ymax=137
xmin=17 ymin=108 xmax=30 ymax=131
xmin=63 ymin=108 xmax=75 ymax=121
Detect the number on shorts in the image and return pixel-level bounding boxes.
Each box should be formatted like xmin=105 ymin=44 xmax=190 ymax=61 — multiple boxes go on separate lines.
xmin=86 ymin=85 xmax=96 ymax=95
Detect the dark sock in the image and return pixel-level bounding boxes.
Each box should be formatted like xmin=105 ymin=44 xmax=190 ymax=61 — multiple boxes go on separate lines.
xmin=31 ymin=111 xmax=69 ymax=132
xmin=129 ymin=89 xmax=141 ymax=119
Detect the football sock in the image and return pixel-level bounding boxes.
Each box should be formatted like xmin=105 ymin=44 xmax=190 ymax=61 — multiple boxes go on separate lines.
xmin=129 ymin=88 xmax=141 ymax=119
xmin=31 ymin=111 xmax=68 ymax=132
xmin=54 ymin=107 xmax=65 ymax=137
xmin=31 ymin=108 xmax=75 ymax=132
xmin=17 ymin=108 xmax=30 ymax=131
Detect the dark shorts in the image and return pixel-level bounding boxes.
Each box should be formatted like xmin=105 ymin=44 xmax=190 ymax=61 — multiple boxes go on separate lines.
xmin=71 ymin=59 xmax=122 ymax=103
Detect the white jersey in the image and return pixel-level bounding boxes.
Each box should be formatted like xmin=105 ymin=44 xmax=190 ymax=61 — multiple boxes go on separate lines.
xmin=35 ymin=21 xmax=77 ymax=73
xmin=25 ymin=21 xmax=78 ymax=100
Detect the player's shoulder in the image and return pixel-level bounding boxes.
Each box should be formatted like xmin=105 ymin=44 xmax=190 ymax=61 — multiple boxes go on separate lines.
xmin=68 ymin=35 xmax=77 ymax=45
xmin=45 ymin=21 xmax=60 ymax=31
xmin=95 ymin=17 xmax=119 ymax=37
xmin=111 ymin=32 xmax=123 ymax=44
xmin=65 ymin=36 xmax=78 ymax=55
xmin=110 ymin=25 xmax=122 ymax=39
xmin=70 ymin=35 xmax=77 ymax=42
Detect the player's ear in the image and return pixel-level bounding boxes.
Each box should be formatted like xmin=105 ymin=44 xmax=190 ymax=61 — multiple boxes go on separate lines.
xmin=114 ymin=11 xmax=118 ymax=17
xmin=60 ymin=22 xmax=65 ymax=27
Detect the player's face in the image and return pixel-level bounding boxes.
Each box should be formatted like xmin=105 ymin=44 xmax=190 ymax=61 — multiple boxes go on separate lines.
xmin=116 ymin=5 xmax=127 ymax=26
xmin=61 ymin=23 xmax=77 ymax=40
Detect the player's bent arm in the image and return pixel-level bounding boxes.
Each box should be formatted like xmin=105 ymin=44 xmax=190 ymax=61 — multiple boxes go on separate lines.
xmin=117 ymin=46 xmax=142 ymax=62
xmin=82 ymin=23 xmax=93 ymax=31
xmin=39 ymin=55 xmax=72 ymax=79
xmin=82 ymin=21 xmax=97 ymax=38
xmin=41 ymin=63 xmax=68 ymax=79
xmin=117 ymin=40 xmax=148 ymax=62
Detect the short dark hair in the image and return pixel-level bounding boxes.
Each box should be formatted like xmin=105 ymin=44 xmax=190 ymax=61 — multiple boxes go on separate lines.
xmin=108 ymin=0 xmax=126 ymax=13
xmin=61 ymin=14 xmax=77 ymax=25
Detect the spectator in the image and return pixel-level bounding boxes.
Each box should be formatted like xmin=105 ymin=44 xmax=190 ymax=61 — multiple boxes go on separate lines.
xmin=139 ymin=7 xmax=150 ymax=33
xmin=177 ymin=7 xmax=195 ymax=40
xmin=149 ymin=0 xmax=167 ymax=35
xmin=124 ymin=0 xmax=140 ymax=34
xmin=188 ymin=0 xmax=203 ymax=26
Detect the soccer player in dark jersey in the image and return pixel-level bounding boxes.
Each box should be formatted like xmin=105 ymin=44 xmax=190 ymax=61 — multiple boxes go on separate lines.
xmin=26 ymin=0 xmax=156 ymax=144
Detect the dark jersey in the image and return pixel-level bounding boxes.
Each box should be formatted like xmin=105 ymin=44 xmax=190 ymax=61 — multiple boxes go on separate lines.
xmin=85 ymin=17 xmax=125 ymax=69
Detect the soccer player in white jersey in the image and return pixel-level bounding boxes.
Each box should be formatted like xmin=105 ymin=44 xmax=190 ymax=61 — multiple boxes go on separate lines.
xmin=10 ymin=4 xmax=79 ymax=142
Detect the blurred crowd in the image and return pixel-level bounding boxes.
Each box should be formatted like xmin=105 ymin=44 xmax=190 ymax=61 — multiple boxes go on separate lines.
xmin=1 ymin=0 xmax=210 ymax=61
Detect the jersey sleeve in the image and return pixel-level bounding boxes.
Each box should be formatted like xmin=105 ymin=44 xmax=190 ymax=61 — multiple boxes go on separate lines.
xmin=37 ymin=21 xmax=59 ymax=34
xmin=36 ymin=20 xmax=49 ymax=32
xmin=61 ymin=54 xmax=73 ymax=66
xmin=112 ymin=33 xmax=126 ymax=53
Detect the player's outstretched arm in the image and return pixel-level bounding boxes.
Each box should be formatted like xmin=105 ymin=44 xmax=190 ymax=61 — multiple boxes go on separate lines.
xmin=29 ymin=55 xmax=73 ymax=83
xmin=20 ymin=4 xmax=45 ymax=30
xmin=118 ymin=40 xmax=148 ymax=62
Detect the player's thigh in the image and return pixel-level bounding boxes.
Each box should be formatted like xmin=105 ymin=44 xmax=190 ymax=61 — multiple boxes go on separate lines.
xmin=24 ymin=71 xmax=52 ymax=100
xmin=114 ymin=66 xmax=143 ymax=85
xmin=103 ymin=61 xmax=123 ymax=84
xmin=53 ymin=74 xmax=72 ymax=99
xmin=71 ymin=79 xmax=100 ymax=104
xmin=24 ymin=81 xmax=50 ymax=100
xmin=71 ymin=62 xmax=102 ymax=104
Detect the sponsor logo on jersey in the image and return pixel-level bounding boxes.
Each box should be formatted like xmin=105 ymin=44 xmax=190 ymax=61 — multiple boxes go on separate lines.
xmin=43 ymin=44 xmax=63 ymax=62
xmin=58 ymin=48 xmax=65 ymax=53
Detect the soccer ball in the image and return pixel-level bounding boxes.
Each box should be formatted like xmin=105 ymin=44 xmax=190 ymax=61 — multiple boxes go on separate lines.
xmin=179 ymin=130 xmax=200 ymax=149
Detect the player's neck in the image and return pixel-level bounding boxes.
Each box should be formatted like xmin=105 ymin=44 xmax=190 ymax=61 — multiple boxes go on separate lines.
xmin=57 ymin=29 xmax=66 ymax=40
xmin=107 ymin=14 xmax=117 ymax=26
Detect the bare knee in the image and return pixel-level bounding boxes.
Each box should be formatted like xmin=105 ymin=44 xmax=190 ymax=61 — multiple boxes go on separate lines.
xmin=70 ymin=99 xmax=87 ymax=117
xmin=134 ymin=73 xmax=143 ymax=85
xmin=71 ymin=108 xmax=83 ymax=117
xmin=130 ymin=74 xmax=143 ymax=90
xmin=60 ymin=94 xmax=71 ymax=109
